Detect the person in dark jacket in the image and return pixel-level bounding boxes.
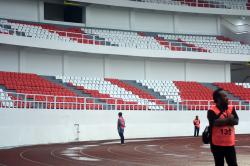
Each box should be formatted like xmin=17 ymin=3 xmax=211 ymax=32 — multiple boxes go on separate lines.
xmin=207 ymin=88 xmax=239 ymax=166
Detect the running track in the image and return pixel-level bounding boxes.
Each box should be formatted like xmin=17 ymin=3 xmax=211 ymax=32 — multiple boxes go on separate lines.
xmin=0 ymin=135 xmax=250 ymax=166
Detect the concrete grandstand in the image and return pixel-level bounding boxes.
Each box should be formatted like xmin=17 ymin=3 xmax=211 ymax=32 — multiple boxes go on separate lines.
xmin=0 ymin=0 xmax=250 ymax=165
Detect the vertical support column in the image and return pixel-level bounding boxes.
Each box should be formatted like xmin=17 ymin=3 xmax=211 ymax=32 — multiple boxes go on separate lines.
xmin=224 ymin=63 xmax=231 ymax=83
xmin=103 ymin=55 xmax=106 ymax=78
xmin=38 ymin=0 xmax=44 ymax=22
xmin=104 ymin=55 xmax=110 ymax=78
xmin=62 ymin=52 xmax=65 ymax=76
xmin=173 ymin=14 xmax=176 ymax=34
xmin=129 ymin=9 xmax=135 ymax=31
xmin=217 ymin=16 xmax=221 ymax=36
xmin=19 ymin=47 xmax=26 ymax=73
xmin=144 ymin=58 xmax=147 ymax=80
xmin=37 ymin=0 xmax=40 ymax=22
xmin=18 ymin=47 xmax=21 ymax=72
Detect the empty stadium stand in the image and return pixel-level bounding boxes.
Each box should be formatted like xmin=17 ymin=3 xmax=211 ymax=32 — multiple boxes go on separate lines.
xmin=1 ymin=18 xmax=250 ymax=55
xmin=0 ymin=19 xmax=117 ymax=46
xmin=0 ymin=71 xmax=106 ymax=110
xmin=214 ymin=82 xmax=250 ymax=101
xmin=59 ymin=76 xmax=175 ymax=110
xmin=0 ymin=71 xmax=249 ymax=111
xmin=174 ymin=81 xmax=213 ymax=110
xmin=129 ymin=0 xmax=250 ymax=10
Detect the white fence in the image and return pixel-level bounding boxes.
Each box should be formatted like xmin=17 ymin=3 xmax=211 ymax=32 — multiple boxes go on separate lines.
xmin=0 ymin=91 xmax=249 ymax=111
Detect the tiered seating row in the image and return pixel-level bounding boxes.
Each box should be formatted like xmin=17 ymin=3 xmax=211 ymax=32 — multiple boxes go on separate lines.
xmin=173 ymin=81 xmax=214 ymax=110
xmin=215 ymin=82 xmax=250 ymax=101
xmin=236 ymin=82 xmax=250 ymax=88
xmin=158 ymin=34 xmax=250 ymax=54
xmin=85 ymin=28 xmax=166 ymax=50
xmin=129 ymin=0 xmax=249 ymax=10
xmin=1 ymin=19 xmax=250 ymax=55
xmin=0 ymin=19 xmax=117 ymax=46
xmin=59 ymin=76 xmax=174 ymax=110
xmin=0 ymin=71 xmax=249 ymax=110
xmin=0 ymin=71 xmax=105 ymax=109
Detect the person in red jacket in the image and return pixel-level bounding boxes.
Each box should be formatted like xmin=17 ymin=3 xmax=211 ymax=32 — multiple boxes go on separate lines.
xmin=193 ymin=115 xmax=200 ymax=137
xmin=117 ymin=112 xmax=125 ymax=144
xmin=207 ymin=88 xmax=239 ymax=166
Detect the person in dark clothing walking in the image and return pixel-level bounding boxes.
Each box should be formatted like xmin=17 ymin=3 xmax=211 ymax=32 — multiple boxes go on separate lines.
xmin=193 ymin=115 xmax=200 ymax=137
xmin=207 ymin=88 xmax=239 ymax=166
xmin=117 ymin=112 xmax=125 ymax=144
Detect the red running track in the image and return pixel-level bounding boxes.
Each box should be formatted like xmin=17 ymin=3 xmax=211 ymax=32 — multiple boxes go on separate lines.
xmin=0 ymin=135 xmax=250 ymax=166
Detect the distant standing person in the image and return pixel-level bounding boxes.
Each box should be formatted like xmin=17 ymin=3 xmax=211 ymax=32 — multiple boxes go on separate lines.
xmin=207 ymin=88 xmax=239 ymax=166
xmin=117 ymin=112 xmax=125 ymax=145
xmin=193 ymin=115 xmax=200 ymax=137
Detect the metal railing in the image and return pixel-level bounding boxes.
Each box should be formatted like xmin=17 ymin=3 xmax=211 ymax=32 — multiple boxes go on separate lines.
xmin=128 ymin=0 xmax=250 ymax=10
xmin=0 ymin=91 xmax=249 ymax=111
xmin=1 ymin=21 xmax=250 ymax=55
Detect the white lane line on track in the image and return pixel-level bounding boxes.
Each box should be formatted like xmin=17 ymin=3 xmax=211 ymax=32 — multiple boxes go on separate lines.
xmin=70 ymin=157 xmax=100 ymax=161
xmin=134 ymin=144 xmax=162 ymax=155
xmin=80 ymin=145 xmax=159 ymax=166
xmin=101 ymin=139 xmax=159 ymax=145
xmin=60 ymin=146 xmax=101 ymax=161
xmin=106 ymin=146 xmax=158 ymax=160
xmin=20 ymin=149 xmax=54 ymax=166
xmin=50 ymin=148 xmax=94 ymax=166
xmin=159 ymin=143 xmax=195 ymax=159
xmin=236 ymin=146 xmax=250 ymax=148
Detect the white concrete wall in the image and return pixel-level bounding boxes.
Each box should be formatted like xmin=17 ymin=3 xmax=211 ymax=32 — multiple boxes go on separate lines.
xmin=20 ymin=48 xmax=63 ymax=76
xmin=0 ymin=109 xmax=249 ymax=147
xmin=105 ymin=56 xmax=145 ymax=80
xmin=175 ymin=13 xmax=218 ymax=35
xmin=64 ymin=52 xmax=104 ymax=78
xmin=85 ymin=5 xmax=219 ymax=35
xmin=0 ymin=45 xmax=232 ymax=82
xmin=86 ymin=5 xmax=130 ymax=30
xmin=145 ymin=59 xmax=185 ymax=81
xmin=132 ymin=10 xmax=174 ymax=33
xmin=0 ymin=45 xmax=19 ymax=72
xmin=0 ymin=0 xmax=39 ymax=21
xmin=186 ymin=61 xmax=230 ymax=82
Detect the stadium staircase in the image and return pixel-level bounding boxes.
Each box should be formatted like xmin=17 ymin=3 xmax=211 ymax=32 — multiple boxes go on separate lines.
xmin=125 ymin=79 xmax=178 ymax=109
xmin=106 ymin=78 xmax=175 ymax=110
xmin=43 ymin=75 xmax=109 ymax=109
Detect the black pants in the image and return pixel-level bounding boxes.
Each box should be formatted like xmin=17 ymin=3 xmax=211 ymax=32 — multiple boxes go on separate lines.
xmin=118 ymin=128 xmax=124 ymax=144
xmin=211 ymin=144 xmax=238 ymax=166
xmin=194 ymin=126 xmax=199 ymax=137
